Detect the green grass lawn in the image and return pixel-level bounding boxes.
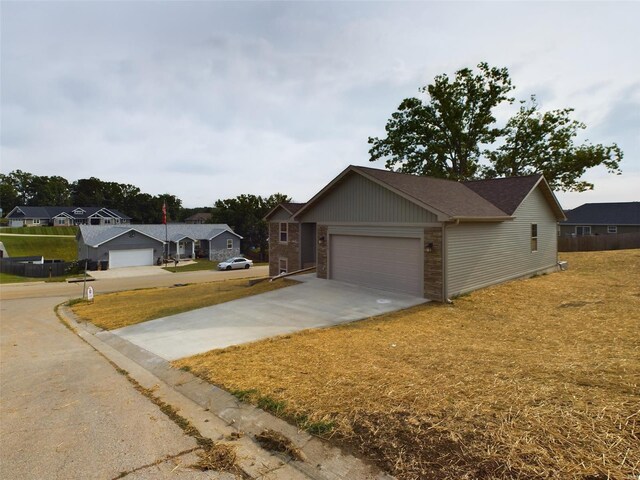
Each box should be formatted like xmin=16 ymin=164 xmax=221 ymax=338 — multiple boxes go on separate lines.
xmin=0 ymin=226 xmax=78 ymax=235
xmin=0 ymin=272 xmax=70 ymax=284
xmin=0 ymin=272 xmax=40 ymax=284
xmin=0 ymin=235 xmax=77 ymax=261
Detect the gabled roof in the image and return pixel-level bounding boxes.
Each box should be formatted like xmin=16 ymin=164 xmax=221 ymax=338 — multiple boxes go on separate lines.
xmin=464 ymin=174 xmax=565 ymax=220
xmin=561 ymin=202 xmax=640 ymax=225
xmin=79 ymin=224 xmax=242 ymax=247
xmin=292 ymin=165 xmax=565 ymax=223
xmin=263 ymin=202 xmax=306 ymax=221
xmin=5 ymin=206 xmax=131 ymax=220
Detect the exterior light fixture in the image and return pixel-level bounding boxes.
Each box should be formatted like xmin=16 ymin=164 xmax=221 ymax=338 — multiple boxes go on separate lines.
xmin=426 ymin=242 xmax=434 ymax=253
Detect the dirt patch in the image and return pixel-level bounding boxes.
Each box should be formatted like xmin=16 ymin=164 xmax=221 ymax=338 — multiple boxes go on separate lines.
xmin=255 ymin=429 xmax=304 ymax=461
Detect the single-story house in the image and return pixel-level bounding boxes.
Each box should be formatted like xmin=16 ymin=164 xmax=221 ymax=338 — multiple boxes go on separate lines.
xmin=5 ymin=206 xmax=131 ymax=227
xmin=559 ymin=202 xmax=640 ymax=236
xmin=77 ymin=224 xmax=242 ymax=268
xmin=265 ymin=165 xmax=566 ymax=301
xmin=185 ymin=212 xmax=213 ymax=224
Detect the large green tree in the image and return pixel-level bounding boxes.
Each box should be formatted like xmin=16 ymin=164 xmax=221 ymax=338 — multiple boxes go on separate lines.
xmin=486 ymin=96 xmax=623 ymax=191
xmin=212 ymin=193 xmax=290 ymax=259
xmin=369 ymin=63 xmax=623 ymax=191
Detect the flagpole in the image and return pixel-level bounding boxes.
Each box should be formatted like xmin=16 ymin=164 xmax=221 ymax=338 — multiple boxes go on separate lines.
xmin=163 ymin=200 xmax=168 ymax=266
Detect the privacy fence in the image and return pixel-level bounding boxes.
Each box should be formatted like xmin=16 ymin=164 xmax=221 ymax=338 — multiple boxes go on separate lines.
xmin=0 ymin=259 xmax=71 ymax=278
xmin=558 ymin=232 xmax=640 ymax=252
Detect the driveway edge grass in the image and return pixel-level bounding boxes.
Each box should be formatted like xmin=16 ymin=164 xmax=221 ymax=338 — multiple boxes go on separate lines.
xmin=70 ymin=278 xmax=295 ymax=330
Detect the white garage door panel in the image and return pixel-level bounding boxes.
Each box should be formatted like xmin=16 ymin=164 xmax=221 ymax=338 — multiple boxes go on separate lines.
xmin=109 ymin=249 xmax=154 ymax=268
xmin=330 ymin=235 xmax=422 ymax=296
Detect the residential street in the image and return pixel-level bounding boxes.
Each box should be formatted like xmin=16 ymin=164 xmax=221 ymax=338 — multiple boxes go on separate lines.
xmin=0 ymin=267 xmax=266 ymax=479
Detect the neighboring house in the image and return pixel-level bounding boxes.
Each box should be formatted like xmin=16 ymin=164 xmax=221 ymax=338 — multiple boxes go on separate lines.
xmin=265 ymin=165 xmax=566 ymax=301
xmin=5 ymin=206 xmax=131 ymax=227
xmin=185 ymin=212 xmax=212 ymax=224
xmin=77 ymin=224 xmax=242 ymax=268
xmin=559 ymin=202 xmax=640 ymax=236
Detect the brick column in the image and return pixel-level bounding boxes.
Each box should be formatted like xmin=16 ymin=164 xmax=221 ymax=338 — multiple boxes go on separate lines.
xmin=316 ymin=225 xmax=328 ymax=279
xmin=424 ymin=227 xmax=443 ymax=301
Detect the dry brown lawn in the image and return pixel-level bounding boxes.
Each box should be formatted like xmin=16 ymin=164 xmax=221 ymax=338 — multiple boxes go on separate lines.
xmin=71 ymin=278 xmax=294 ymax=330
xmin=175 ymin=250 xmax=640 ymax=480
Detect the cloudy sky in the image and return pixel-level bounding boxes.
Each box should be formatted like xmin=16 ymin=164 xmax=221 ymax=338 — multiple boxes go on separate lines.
xmin=1 ymin=1 xmax=638 ymax=209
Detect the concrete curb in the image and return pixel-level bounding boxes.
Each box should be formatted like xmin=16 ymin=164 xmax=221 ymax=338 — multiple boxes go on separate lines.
xmin=59 ymin=305 xmax=394 ymax=480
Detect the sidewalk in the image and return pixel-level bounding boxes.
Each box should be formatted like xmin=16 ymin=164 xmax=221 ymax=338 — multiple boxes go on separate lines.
xmin=60 ymin=305 xmax=394 ymax=480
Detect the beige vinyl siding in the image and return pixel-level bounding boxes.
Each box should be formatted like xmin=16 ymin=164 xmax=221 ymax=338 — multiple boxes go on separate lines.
xmin=446 ymin=187 xmax=558 ymax=297
xmin=298 ymin=173 xmax=438 ymax=224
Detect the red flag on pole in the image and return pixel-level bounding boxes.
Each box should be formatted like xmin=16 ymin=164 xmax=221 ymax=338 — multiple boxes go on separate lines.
xmin=162 ymin=202 xmax=167 ymax=225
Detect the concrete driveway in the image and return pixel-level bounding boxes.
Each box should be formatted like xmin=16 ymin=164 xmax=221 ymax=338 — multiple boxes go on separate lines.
xmin=106 ymin=275 xmax=428 ymax=360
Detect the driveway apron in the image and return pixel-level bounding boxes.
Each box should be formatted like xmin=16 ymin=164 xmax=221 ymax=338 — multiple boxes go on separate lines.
xmin=107 ymin=275 xmax=428 ymax=360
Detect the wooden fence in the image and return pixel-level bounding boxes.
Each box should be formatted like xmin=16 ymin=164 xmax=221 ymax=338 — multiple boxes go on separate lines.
xmin=0 ymin=259 xmax=70 ymax=278
xmin=558 ymin=232 xmax=640 ymax=252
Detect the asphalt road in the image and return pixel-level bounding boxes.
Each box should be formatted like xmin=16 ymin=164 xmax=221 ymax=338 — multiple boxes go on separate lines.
xmin=0 ymin=267 xmax=267 ymax=479
xmin=0 ymin=265 xmax=269 ymax=300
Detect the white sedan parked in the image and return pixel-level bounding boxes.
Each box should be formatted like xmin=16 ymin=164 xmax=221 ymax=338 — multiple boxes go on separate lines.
xmin=217 ymin=257 xmax=253 ymax=270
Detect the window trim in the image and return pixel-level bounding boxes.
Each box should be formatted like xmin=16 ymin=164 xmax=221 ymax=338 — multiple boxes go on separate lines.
xmin=607 ymin=225 xmax=617 ymax=234
xmin=278 ymin=257 xmax=288 ymax=275
xmin=226 ymin=238 xmax=233 ymax=249
xmin=531 ymin=223 xmax=538 ymax=252
xmin=33 ymin=218 xmax=41 ymax=225
xmin=279 ymin=222 xmax=288 ymax=243
xmin=576 ymin=226 xmax=591 ymax=236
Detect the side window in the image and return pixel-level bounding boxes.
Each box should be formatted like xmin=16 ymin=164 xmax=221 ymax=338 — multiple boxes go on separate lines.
xmin=279 ymin=222 xmax=288 ymax=243
xmin=531 ymin=224 xmax=538 ymax=252
xmin=576 ymin=226 xmax=591 ymax=236
xmin=279 ymin=258 xmax=287 ymax=274
xmin=227 ymin=239 xmax=233 ymax=249
xmin=607 ymin=226 xmax=617 ymax=233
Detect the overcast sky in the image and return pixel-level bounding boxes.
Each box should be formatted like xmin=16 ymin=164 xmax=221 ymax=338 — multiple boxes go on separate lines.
xmin=1 ymin=1 xmax=638 ymax=209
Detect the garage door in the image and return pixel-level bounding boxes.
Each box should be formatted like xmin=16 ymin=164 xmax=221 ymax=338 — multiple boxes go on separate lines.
xmin=109 ymin=249 xmax=154 ymax=268
xmin=329 ymin=235 xmax=423 ymax=296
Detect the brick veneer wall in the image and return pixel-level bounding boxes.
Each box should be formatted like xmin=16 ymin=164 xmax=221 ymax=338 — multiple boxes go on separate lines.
xmin=424 ymin=227 xmax=443 ymax=301
xmin=316 ymin=225 xmax=328 ymax=279
xmin=268 ymin=222 xmax=301 ymax=277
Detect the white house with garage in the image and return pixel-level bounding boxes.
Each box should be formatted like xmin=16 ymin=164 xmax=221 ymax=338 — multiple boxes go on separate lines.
xmin=77 ymin=224 xmax=242 ymax=269
xmin=267 ymin=165 xmax=566 ymax=301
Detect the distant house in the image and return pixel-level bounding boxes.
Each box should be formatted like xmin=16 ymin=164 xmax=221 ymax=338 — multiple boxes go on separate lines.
xmin=77 ymin=224 xmax=242 ymax=268
xmin=185 ymin=212 xmax=212 ymax=224
xmin=559 ymin=202 xmax=640 ymax=236
xmin=5 ymin=206 xmax=131 ymax=227
xmin=265 ymin=165 xmax=566 ymax=301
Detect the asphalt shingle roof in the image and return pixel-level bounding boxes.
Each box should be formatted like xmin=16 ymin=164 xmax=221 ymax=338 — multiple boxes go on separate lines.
xmin=352 ymin=166 xmax=510 ymax=218
xmin=7 ymin=206 xmax=131 ymax=220
xmin=79 ymin=224 xmax=240 ymax=247
xmin=561 ymin=202 xmax=640 ymax=225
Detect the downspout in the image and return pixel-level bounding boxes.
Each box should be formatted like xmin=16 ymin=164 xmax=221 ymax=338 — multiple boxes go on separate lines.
xmin=442 ymin=223 xmax=447 ymax=303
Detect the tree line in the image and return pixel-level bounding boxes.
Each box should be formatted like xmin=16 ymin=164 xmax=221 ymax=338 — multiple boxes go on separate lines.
xmin=0 ymin=170 xmax=289 ymax=258
xmin=0 ymin=170 xmax=183 ymax=224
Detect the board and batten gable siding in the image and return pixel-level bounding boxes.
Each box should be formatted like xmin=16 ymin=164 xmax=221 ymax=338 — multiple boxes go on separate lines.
xmin=297 ymin=172 xmax=439 ymax=224
xmin=270 ymin=208 xmax=295 ymax=222
xmin=445 ymin=186 xmax=558 ymax=297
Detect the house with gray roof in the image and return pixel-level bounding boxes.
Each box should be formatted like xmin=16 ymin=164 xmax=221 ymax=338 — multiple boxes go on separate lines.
xmin=5 ymin=206 xmax=131 ymax=227
xmin=78 ymin=224 xmax=242 ymax=268
xmin=265 ymin=165 xmax=566 ymax=301
xmin=559 ymin=202 xmax=640 ymax=236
